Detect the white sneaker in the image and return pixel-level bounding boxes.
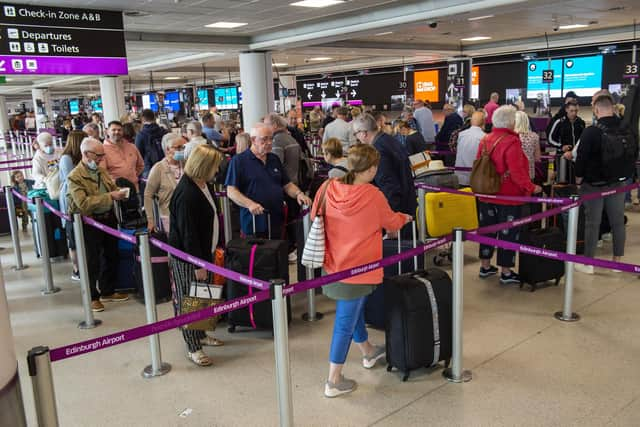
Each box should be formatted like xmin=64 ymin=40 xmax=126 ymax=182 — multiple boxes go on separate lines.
xmin=602 ymin=233 xmax=613 ymax=242
xmin=575 ymin=264 xmax=595 ymax=274
xmin=597 ymin=240 xmax=604 ymax=248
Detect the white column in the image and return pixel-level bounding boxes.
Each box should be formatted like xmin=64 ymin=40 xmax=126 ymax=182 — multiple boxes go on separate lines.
xmin=278 ymin=74 xmax=297 ymax=113
xmin=0 ymin=261 xmax=27 ymax=426
xmin=99 ymin=76 xmax=125 ymax=124
xmin=0 ymin=96 xmax=9 ymax=150
xmin=239 ymin=51 xmax=274 ymax=130
xmin=31 ymin=88 xmax=52 ymax=131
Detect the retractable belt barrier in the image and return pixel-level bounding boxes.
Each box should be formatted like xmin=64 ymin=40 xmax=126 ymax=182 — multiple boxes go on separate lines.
xmin=415 ymin=182 xmax=573 ymax=205
xmin=0 ymin=164 xmax=31 ymax=172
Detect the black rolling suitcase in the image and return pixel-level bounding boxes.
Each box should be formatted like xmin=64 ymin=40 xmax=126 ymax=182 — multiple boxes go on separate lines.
xmin=551 ymin=184 xmax=585 ymax=254
xmin=32 ymin=210 xmax=68 ymax=259
xmin=134 ymin=230 xmax=172 ymax=304
xmin=225 ymin=215 xmax=291 ymax=332
xmin=0 ymin=192 xmax=11 ymax=236
xmin=518 ymin=227 xmax=565 ymax=291
xmin=365 ymin=222 xmax=424 ymax=330
xmin=385 ymin=268 xmax=452 ymax=382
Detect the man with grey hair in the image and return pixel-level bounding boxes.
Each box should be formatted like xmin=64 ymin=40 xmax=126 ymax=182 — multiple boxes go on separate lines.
xmin=352 ymin=113 xmax=417 ymax=217
xmin=66 ymin=137 xmax=129 ymax=312
xmin=226 ymin=123 xmax=311 ymax=244
xmin=484 ymin=91 xmax=500 ymax=129
xmin=183 ymin=120 xmax=208 ymax=159
xmin=263 ymin=113 xmax=301 ymax=186
xmin=82 ymin=122 xmax=102 ymax=141
xmin=322 ymin=106 xmax=356 ymax=152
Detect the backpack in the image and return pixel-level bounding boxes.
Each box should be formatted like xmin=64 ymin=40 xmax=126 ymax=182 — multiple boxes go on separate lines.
xmin=596 ymin=123 xmax=638 ymax=183
xmin=470 ymin=135 xmax=506 ymax=194
xmin=297 ymin=151 xmax=314 ymax=192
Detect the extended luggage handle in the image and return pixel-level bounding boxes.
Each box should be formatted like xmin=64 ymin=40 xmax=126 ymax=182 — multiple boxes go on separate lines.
xmin=251 ymin=211 xmax=272 ymax=239
xmin=152 ymin=195 xmax=164 ymax=233
xmin=393 ymin=220 xmax=418 ymax=275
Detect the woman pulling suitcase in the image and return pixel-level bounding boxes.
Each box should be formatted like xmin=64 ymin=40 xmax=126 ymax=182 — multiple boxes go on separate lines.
xmin=310 ymin=144 xmax=412 ymax=398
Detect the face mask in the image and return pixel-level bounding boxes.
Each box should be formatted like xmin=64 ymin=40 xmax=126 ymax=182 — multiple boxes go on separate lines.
xmin=173 ymin=151 xmax=185 ymax=161
xmin=44 ymin=146 xmax=54 ymax=155
xmin=86 ymin=160 xmax=98 ymax=171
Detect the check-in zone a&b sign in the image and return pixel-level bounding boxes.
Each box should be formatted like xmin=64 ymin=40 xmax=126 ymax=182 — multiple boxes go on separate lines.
xmin=0 ymin=3 xmax=127 ymax=75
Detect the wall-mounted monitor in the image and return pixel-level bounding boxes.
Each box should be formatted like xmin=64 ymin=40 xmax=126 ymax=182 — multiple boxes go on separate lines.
xmin=91 ymin=98 xmax=103 ymax=113
xmin=214 ymin=86 xmax=239 ymax=110
xmin=413 ymin=70 xmax=439 ymax=103
xmin=164 ymin=91 xmax=181 ymax=113
xmin=197 ymin=89 xmax=209 ymax=110
xmin=526 ymin=59 xmax=562 ymax=98
xmin=69 ymin=99 xmax=80 ymax=115
xmin=562 ymin=55 xmax=603 ymax=97
xmin=142 ymin=93 xmax=158 ymax=112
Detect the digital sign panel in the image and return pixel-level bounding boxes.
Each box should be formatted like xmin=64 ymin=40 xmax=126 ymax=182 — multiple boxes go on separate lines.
xmin=0 ymin=3 xmax=127 ymax=75
xmin=69 ymin=99 xmax=79 ymax=115
xmin=214 ymin=87 xmax=238 ymax=110
xmin=90 ymin=98 xmax=102 ymax=112
xmin=526 ymin=59 xmax=562 ymax=98
xmin=413 ymin=70 xmax=439 ymax=103
xmin=562 ymin=55 xmax=603 ymax=97
xmin=164 ymin=91 xmax=180 ymax=113
xmin=197 ymin=89 xmax=209 ymax=110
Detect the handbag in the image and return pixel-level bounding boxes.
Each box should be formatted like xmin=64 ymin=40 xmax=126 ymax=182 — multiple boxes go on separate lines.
xmin=43 ymin=166 xmax=61 ymax=200
xmin=181 ymin=282 xmax=223 ymax=331
xmin=301 ymin=179 xmax=331 ymax=269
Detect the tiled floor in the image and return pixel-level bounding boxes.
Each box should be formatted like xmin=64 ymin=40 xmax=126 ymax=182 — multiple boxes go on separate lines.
xmin=3 ymin=210 xmax=640 ymax=426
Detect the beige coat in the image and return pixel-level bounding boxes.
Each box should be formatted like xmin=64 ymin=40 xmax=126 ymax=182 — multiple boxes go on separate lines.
xmin=143 ymin=159 xmax=179 ymax=228
xmin=66 ymin=162 xmax=117 ymax=216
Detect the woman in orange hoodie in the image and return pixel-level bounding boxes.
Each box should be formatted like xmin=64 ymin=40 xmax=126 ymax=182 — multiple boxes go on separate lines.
xmin=311 ymin=144 xmax=411 ymax=398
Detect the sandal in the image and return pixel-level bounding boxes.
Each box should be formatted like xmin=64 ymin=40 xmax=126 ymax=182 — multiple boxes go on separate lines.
xmin=186 ymin=350 xmax=212 ymax=367
xmin=200 ymin=336 xmax=225 ymax=347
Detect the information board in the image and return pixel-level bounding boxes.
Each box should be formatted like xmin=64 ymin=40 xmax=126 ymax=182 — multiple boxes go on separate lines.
xmin=413 ymin=70 xmax=439 ymax=103
xmin=562 ymin=55 xmax=603 ymax=97
xmin=0 ymin=2 xmax=127 ymax=75
xmin=214 ymin=87 xmax=238 ymax=110
xmin=526 ymin=59 xmax=562 ymax=98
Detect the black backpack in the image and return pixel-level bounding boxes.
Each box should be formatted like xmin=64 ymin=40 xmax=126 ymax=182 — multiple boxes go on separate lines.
xmin=596 ymin=123 xmax=638 ymax=182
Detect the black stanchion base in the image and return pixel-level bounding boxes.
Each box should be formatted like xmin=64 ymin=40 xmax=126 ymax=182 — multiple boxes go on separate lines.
xmin=142 ymin=362 xmax=171 ymax=379
xmin=12 ymin=265 xmax=28 ymax=271
xmin=41 ymin=287 xmax=61 ymax=295
xmin=78 ymin=319 xmax=102 ymax=329
xmin=301 ymin=312 xmax=324 ymax=322
xmin=443 ymin=368 xmax=472 ymax=383
xmin=554 ymin=311 xmax=580 ymax=322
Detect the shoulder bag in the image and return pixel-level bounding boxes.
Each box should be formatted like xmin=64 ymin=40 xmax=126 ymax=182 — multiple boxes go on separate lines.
xmin=301 ymin=179 xmax=331 ymax=269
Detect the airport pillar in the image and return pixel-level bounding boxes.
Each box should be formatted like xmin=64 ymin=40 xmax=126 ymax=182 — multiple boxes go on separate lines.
xmin=278 ymin=74 xmax=297 ymax=114
xmin=31 ymin=88 xmax=52 ymax=131
xmin=99 ymin=76 xmax=125 ymax=124
xmin=239 ymin=51 xmax=275 ymax=129
xmin=0 ymin=261 xmax=28 ymax=427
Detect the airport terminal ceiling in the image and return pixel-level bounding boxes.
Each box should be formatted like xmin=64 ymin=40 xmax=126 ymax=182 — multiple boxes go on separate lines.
xmin=0 ymin=0 xmax=637 ymax=101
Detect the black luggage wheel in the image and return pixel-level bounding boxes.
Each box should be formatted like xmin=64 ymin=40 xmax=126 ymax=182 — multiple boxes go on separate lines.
xmin=386 ymin=365 xmax=392 ymax=372
xmin=402 ymin=372 xmax=410 ymax=382
xmin=227 ymin=325 xmax=236 ymax=333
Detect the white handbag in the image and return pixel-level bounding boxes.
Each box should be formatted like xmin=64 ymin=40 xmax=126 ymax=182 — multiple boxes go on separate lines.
xmin=43 ymin=166 xmax=61 ymax=200
xmin=301 ymin=180 xmax=331 ymax=269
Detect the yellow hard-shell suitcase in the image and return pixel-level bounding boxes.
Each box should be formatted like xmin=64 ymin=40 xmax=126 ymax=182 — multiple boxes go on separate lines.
xmin=425 ymin=188 xmax=478 ymax=237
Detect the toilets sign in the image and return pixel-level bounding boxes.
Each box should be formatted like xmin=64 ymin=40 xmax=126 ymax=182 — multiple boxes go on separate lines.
xmin=0 ymin=3 xmax=127 ymax=75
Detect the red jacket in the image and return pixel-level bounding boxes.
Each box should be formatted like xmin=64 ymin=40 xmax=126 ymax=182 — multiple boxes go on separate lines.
xmin=475 ymin=128 xmax=535 ymax=206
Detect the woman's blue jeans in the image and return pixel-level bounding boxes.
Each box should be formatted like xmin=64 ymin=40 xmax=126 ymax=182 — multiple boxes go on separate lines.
xmin=329 ymin=296 xmax=369 ymax=364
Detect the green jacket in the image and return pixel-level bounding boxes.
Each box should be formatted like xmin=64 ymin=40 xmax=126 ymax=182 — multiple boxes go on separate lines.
xmin=66 ymin=162 xmax=118 ymax=216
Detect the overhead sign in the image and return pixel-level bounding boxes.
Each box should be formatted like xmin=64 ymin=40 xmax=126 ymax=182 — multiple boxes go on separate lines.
xmin=542 ymin=69 xmax=554 ymax=83
xmin=301 ymin=78 xmax=361 ymax=103
xmin=0 ymin=3 xmax=127 ymax=75
xmin=413 ymin=70 xmax=439 ymax=103
xmin=471 ymin=66 xmax=479 ymax=99
xmin=623 ymin=63 xmax=639 ymax=79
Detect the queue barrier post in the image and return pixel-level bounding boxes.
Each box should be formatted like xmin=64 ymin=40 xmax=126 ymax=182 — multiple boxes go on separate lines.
xmin=443 ymin=228 xmax=472 ymax=383
xmin=72 ymin=213 xmax=102 ymax=329
xmin=301 ymin=206 xmax=323 ymax=322
xmin=221 ymin=194 xmax=233 ymax=245
xmin=34 ymin=197 xmax=60 ymax=295
xmin=5 ymin=186 xmax=27 ymax=270
xmin=555 ymin=195 xmax=581 ymax=322
xmin=271 ymin=279 xmax=294 ymax=427
xmin=137 ymin=232 xmax=172 ymax=378
xmin=27 ymin=346 xmax=59 ymax=427
xmin=417 ymin=187 xmax=426 ymax=245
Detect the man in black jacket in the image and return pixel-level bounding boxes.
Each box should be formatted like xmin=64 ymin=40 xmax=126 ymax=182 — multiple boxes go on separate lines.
xmin=548 ymin=101 xmax=585 ymax=151
xmin=574 ymin=93 xmax=632 ymax=274
xmin=545 ymin=91 xmax=578 ymax=138
xmin=435 ymin=104 xmax=463 ymax=151
xmin=135 ymin=109 xmax=167 ymax=178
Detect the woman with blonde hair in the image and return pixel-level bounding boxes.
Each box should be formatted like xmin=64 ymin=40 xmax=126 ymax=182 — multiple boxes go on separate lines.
xmin=169 ymin=144 xmax=224 ymax=366
xmin=234 ymin=132 xmax=251 ymax=154
xmin=514 ymin=110 xmax=541 ymax=179
xmin=322 ymin=137 xmax=349 ymax=178
xmin=311 ymin=144 xmax=411 ymax=397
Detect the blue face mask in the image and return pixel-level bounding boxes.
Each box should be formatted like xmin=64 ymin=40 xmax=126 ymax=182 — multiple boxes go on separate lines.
xmin=44 ymin=145 xmax=54 ymax=155
xmin=173 ymin=151 xmax=185 ymax=161
xmin=86 ymin=160 xmax=98 ymax=171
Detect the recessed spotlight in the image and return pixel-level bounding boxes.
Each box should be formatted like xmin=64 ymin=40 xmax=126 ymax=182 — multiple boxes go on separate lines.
xmin=272 ymin=63 xmax=289 ymax=67
xmin=460 ymin=36 xmax=492 ymax=41
xmin=164 ymin=76 xmax=181 ymax=80
xmin=468 ymin=15 xmax=494 ymax=21
xmin=558 ymin=24 xmax=588 ymax=30
xmin=375 ymin=31 xmax=394 ymax=36
xmin=308 ymin=57 xmax=333 ymax=61
xmin=290 ymin=0 xmax=344 ymax=7
xmin=205 ymin=22 xmax=248 ymax=29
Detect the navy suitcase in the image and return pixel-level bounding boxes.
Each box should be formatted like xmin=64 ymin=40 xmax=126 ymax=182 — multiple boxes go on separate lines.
xmin=385 ymin=268 xmax=452 ymax=381
xmin=518 ymin=227 xmax=565 ymax=291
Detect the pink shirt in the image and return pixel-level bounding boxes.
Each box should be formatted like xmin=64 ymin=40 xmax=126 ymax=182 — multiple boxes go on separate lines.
xmin=102 ymin=140 xmax=145 ymax=189
xmin=484 ymin=100 xmax=499 ymax=124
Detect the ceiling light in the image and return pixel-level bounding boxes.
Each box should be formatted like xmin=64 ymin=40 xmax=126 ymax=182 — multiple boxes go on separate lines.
xmin=375 ymin=31 xmax=394 ymax=36
xmin=272 ymin=63 xmax=289 ymax=67
xmin=468 ymin=15 xmax=494 ymax=21
xmin=290 ymin=0 xmax=344 ymax=8
xmin=164 ymin=76 xmax=181 ymax=80
xmin=205 ymin=22 xmax=248 ymax=29
xmin=558 ymin=24 xmax=588 ymax=30
xmin=309 ymin=57 xmax=332 ymax=61
xmin=460 ymin=36 xmax=492 ymax=41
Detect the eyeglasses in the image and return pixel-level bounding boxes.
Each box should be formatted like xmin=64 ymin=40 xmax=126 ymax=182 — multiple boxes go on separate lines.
xmin=86 ymin=151 xmax=105 ymax=159
xmin=354 ymin=129 xmax=367 ymax=136
xmin=255 ymin=136 xmax=273 ymax=142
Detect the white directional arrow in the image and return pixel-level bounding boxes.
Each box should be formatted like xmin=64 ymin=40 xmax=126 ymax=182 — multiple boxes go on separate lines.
xmin=335 ymin=90 xmax=340 ymax=98
xmin=350 ymin=89 xmax=357 ymax=97
xmin=321 ymin=91 xmax=326 ymax=99
xmin=307 ymin=92 xmax=312 ymax=100
xmin=448 ymin=83 xmax=455 ymax=95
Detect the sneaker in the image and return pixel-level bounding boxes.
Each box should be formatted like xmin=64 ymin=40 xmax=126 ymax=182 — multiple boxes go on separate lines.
xmin=574 ymin=264 xmax=595 ymax=275
xmin=100 ymin=292 xmax=129 ymax=302
xmin=91 ymin=300 xmax=104 ymax=312
xmin=602 ymin=233 xmax=613 ymax=242
xmin=597 ymin=240 xmax=604 ymax=248
xmin=499 ymin=271 xmax=521 ymax=285
xmin=362 ymin=345 xmax=386 ymax=369
xmin=288 ymin=251 xmax=297 ymax=264
xmin=479 ymin=265 xmax=499 ymax=278
xmin=324 ymin=375 xmax=357 ymax=398
xmin=71 ymin=270 xmax=80 ymax=281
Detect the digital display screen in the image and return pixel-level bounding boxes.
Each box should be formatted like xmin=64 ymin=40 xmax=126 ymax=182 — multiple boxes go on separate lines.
xmin=413 ymin=70 xmax=439 ymax=103
xmin=90 ymin=98 xmax=102 ymax=113
xmin=471 ymin=66 xmax=479 ymax=99
xmin=526 ymin=59 xmax=562 ymax=98
xmin=214 ymin=87 xmax=239 ymax=110
xmin=562 ymin=55 xmax=603 ymax=97
xmin=69 ymin=99 xmax=79 ymax=115
xmin=164 ymin=91 xmax=180 ymax=112
xmin=197 ymin=89 xmax=209 ymax=110
xmin=142 ymin=93 xmax=158 ymax=112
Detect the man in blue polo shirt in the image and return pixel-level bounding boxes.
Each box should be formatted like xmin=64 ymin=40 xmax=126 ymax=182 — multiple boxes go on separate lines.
xmin=226 ymin=123 xmax=312 ymax=239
